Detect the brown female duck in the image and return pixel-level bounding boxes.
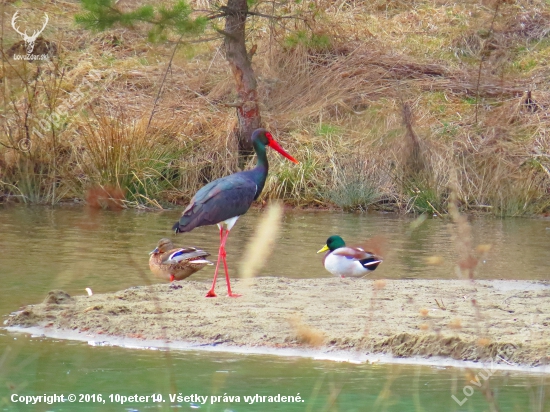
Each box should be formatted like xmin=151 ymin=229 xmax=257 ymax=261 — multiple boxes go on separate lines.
xmin=149 ymin=238 xmax=213 ymax=281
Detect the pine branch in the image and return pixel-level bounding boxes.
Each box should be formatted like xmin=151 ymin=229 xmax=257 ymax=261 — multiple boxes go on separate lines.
xmin=76 ymin=0 xmax=207 ymax=40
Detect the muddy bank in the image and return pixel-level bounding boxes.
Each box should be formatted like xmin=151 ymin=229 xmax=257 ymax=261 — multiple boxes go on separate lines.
xmin=4 ymin=278 xmax=550 ymax=367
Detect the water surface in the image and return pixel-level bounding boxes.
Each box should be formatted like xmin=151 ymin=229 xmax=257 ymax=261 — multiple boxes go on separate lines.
xmin=0 ymin=206 xmax=548 ymax=411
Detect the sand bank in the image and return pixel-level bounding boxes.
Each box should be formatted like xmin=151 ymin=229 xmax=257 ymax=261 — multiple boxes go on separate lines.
xmin=4 ymin=278 xmax=550 ymax=369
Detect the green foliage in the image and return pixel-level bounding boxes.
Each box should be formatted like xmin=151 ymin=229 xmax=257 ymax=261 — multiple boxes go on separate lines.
xmin=284 ymin=30 xmax=332 ymax=51
xmin=316 ymin=123 xmax=341 ymax=136
xmin=76 ymin=0 xmax=206 ymax=41
xmin=406 ymin=183 xmax=445 ymax=215
xmin=264 ymin=148 xmax=322 ymax=204
xmin=124 ymin=145 xmax=183 ymax=206
xmin=149 ymin=2 xmax=207 ymax=41
xmin=327 ymin=179 xmax=380 ymax=212
xmin=511 ymin=58 xmax=537 ymax=73
xmin=76 ymin=0 xmax=154 ymax=31
xmin=2 ymin=156 xmax=60 ymax=204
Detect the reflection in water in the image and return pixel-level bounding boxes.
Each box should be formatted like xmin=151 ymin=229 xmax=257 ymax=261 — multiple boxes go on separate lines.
xmin=0 ymin=206 xmax=548 ymax=412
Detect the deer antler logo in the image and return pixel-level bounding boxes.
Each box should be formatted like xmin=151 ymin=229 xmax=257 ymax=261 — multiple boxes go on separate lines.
xmin=11 ymin=11 xmax=49 ymax=55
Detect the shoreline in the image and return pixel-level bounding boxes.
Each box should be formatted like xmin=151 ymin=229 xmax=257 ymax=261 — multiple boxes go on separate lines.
xmin=5 ymin=325 xmax=550 ymax=374
xmin=4 ymin=278 xmax=550 ymax=371
xmin=3 ymin=200 xmax=550 ymax=219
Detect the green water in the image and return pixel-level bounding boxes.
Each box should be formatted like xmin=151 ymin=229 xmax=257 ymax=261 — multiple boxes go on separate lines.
xmin=0 ymin=206 xmax=549 ymax=411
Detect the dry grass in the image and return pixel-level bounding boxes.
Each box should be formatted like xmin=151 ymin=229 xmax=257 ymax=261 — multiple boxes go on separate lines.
xmin=1 ymin=0 xmax=550 ymax=214
xmin=288 ymin=315 xmax=326 ymax=348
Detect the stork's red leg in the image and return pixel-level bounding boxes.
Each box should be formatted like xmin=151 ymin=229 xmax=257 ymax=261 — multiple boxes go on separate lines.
xmin=205 ymin=226 xmax=225 ymax=297
xmin=220 ymin=229 xmax=241 ymax=298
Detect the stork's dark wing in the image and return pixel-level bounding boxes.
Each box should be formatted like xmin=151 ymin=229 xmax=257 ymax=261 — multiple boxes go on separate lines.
xmin=174 ymin=173 xmax=257 ymax=232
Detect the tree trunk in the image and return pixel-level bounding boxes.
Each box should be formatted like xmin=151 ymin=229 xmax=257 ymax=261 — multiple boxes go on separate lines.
xmin=223 ymin=0 xmax=261 ymax=158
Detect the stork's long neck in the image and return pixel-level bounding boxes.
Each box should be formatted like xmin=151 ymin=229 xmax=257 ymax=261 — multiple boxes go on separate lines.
xmin=251 ymin=140 xmax=269 ymax=200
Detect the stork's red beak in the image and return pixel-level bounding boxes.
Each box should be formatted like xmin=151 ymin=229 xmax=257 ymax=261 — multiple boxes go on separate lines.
xmin=268 ymin=139 xmax=299 ymax=164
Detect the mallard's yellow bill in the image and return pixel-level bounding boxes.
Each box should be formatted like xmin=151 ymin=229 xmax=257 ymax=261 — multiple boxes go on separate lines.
xmin=317 ymin=244 xmax=329 ymax=254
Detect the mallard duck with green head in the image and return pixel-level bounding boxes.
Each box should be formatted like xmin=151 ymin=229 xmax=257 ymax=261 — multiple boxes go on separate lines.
xmin=149 ymin=238 xmax=213 ymax=282
xmin=317 ymin=235 xmax=382 ymax=278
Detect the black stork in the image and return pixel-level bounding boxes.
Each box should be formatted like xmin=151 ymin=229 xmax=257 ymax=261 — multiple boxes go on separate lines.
xmin=172 ymin=128 xmax=299 ymax=297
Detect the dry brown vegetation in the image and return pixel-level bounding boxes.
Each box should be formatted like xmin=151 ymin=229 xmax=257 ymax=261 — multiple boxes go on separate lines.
xmin=1 ymin=0 xmax=550 ymax=214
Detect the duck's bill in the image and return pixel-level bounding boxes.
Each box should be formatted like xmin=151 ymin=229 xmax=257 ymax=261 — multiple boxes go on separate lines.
xmin=317 ymin=244 xmax=329 ymax=254
xmin=269 ymin=140 xmax=299 ymax=164
xmin=149 ymin=247 xmax=159 ymax=255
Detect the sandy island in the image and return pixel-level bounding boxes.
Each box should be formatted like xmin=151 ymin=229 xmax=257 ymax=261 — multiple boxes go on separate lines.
xmin=4 ymin=278 xmax=550 ymax=369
